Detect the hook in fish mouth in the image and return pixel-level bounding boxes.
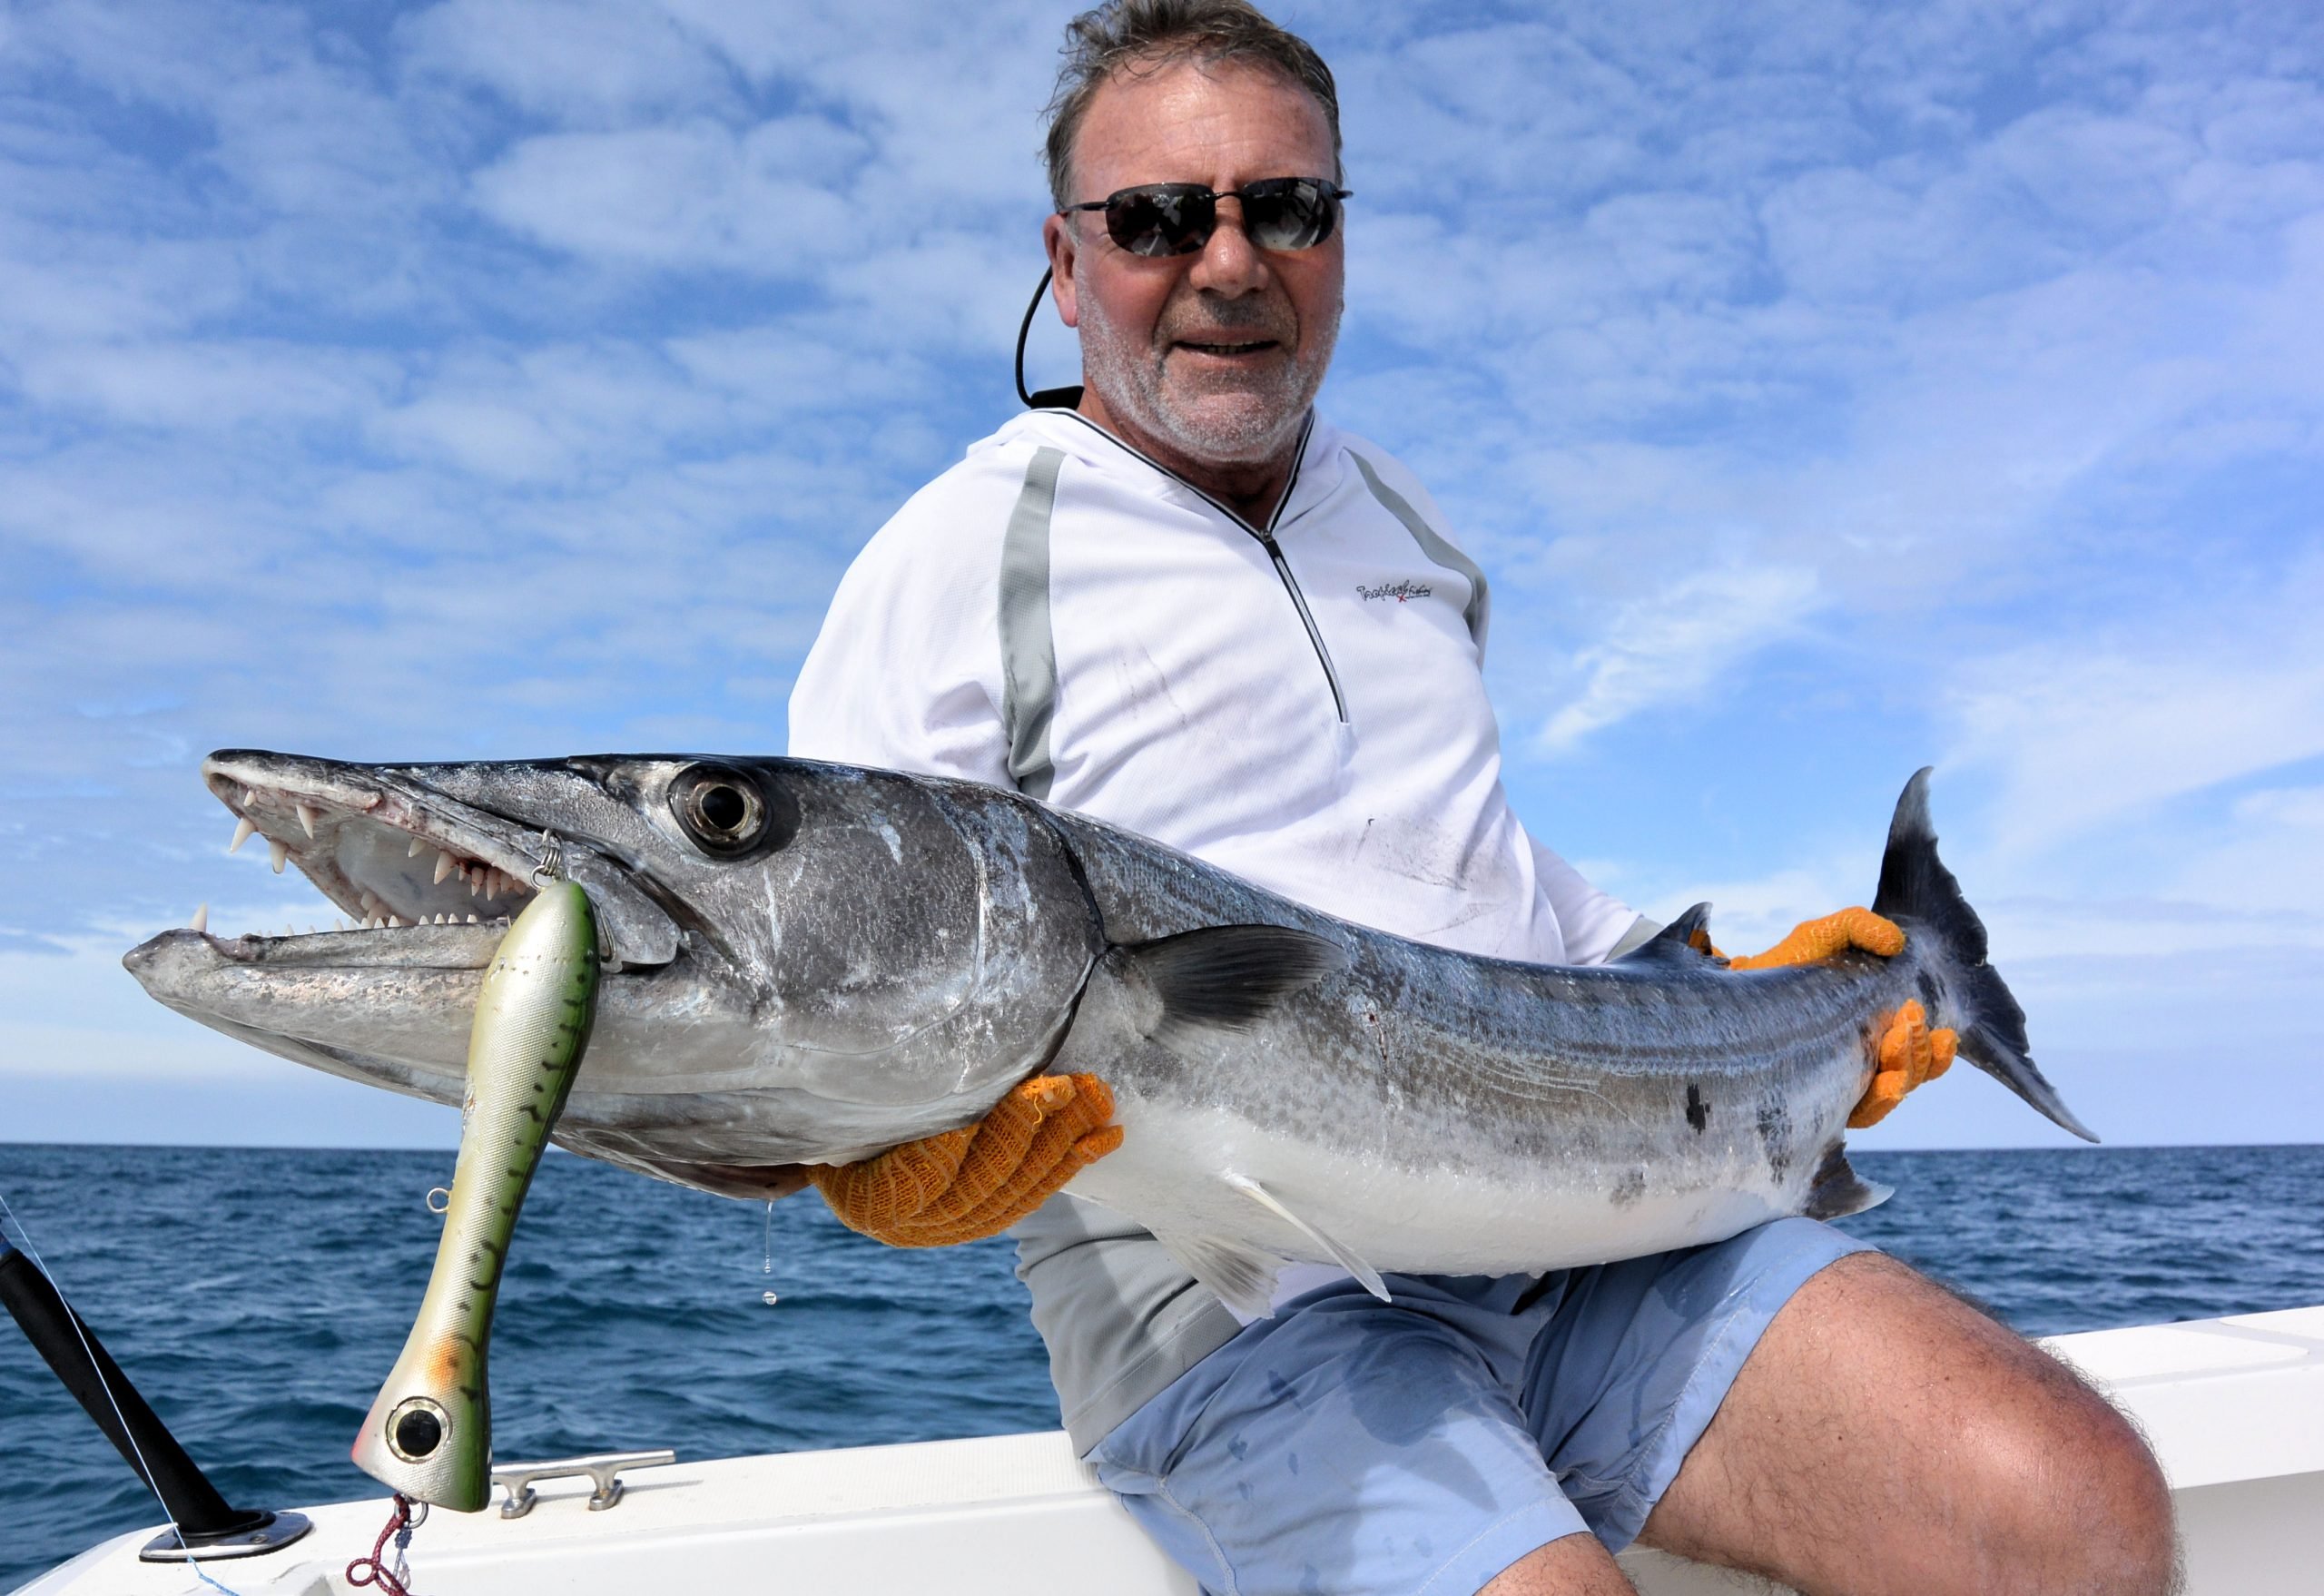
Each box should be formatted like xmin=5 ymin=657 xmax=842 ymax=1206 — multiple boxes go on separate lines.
xmin=189 ymin=751 xmax=548 ymax=942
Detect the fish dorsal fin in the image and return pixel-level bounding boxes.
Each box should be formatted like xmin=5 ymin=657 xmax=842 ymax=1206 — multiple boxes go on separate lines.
xmin=1803 ymin=1141 xmax=1894 ymax=1220
xmin=1149 ymin=1227 xmax=1287 ymax=1320
xmin=1224 ymin=1174 xmax=1390 ymax=1303
xmin=1615 ymin=903 xmax=1717 ymax=966
xmin=1120 ymin=925 xmax=1350 ymax=1048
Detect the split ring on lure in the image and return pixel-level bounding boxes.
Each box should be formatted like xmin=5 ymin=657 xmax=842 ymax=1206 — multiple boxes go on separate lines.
xmin=350 ymin=879 xmax=600 ymax=1511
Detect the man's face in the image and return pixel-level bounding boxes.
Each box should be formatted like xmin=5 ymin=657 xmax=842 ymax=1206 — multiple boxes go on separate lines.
xmin=1046 ymin=58 xmax=1344 ymax=470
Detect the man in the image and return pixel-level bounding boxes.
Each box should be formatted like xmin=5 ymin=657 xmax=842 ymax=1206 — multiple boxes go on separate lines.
xmin=787 ymin=4 xmax=2178 ymax=1592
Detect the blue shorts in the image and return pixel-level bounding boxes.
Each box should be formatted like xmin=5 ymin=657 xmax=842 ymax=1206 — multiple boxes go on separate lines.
xmin=1086 ymin=1217 xmax=1872 ymax=1596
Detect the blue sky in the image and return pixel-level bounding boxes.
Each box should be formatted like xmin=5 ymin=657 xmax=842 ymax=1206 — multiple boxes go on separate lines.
xmin=3 ymin=0 xmax=2319 ymax=1152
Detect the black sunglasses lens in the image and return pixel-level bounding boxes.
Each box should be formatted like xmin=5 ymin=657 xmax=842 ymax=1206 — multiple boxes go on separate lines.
xmin=1106 ymin=188 xmax=1214 ymax=257
xmin=1244 ymin=181 xmax=1337 ymax=251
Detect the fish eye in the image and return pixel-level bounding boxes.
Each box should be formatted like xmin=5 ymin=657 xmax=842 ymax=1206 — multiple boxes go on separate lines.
xmin=670 ymin=764 xmax=795 ymax=858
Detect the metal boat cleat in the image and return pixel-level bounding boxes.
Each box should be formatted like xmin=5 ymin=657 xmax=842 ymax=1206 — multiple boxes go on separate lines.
xmin=490 ymin=1450 xmax=676 ymax=1519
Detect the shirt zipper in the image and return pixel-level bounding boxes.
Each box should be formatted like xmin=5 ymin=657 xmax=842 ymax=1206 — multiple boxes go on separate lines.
xmin=1253 ymin=527 xmax=1348 ymax=723
xmin=1045 ymin=409 xmax=1352 ymax=724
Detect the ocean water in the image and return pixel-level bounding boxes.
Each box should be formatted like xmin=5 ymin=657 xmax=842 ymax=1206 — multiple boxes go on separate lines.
xmin=4 ymin=1141 xmax=2322 ymax=1588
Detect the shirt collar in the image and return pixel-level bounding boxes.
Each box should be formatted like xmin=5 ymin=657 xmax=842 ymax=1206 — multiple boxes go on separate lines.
xmin=1005 ymin=406 xmax=1334 ymax=537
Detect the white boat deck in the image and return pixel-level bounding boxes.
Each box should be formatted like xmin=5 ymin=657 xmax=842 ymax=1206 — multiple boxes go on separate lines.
xmin=20 ymin=1305 xmax=2324 ymax=1596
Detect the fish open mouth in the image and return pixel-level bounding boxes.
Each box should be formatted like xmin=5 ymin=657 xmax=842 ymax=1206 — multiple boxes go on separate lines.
xmin=193 ymin=751 xmax=547 ymax=942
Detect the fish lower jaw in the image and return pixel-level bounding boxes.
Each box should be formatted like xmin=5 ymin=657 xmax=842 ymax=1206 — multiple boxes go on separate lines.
xmin=197 ymin=753 xmax=545 ymax=941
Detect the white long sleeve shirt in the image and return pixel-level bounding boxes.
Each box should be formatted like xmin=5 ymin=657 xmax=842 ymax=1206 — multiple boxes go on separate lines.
xmin=787 ymin=406 xmax=1645 ymax=1446
xmin=789 ymin=407 xmax=1638 ymax=966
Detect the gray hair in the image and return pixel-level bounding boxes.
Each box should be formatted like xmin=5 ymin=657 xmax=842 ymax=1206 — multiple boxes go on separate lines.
xmin=1041 ymin=0 xmax=1344 ymax=212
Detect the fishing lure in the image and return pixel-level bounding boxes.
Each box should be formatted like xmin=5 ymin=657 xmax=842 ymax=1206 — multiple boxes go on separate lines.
xmin=350 ymin=871 xmax=599 ymax=1511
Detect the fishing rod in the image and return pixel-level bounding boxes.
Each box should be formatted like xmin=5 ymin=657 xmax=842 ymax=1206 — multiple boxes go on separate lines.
xmin=0 ymin=1241 xmax=311 ymax=1563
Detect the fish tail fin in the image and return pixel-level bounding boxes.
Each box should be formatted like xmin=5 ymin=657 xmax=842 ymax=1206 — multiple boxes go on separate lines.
xmin=1871 ymin=769 xmax=2097 ymax=1143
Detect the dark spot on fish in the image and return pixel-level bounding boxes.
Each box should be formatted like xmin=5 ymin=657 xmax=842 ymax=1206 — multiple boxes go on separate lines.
xmin=1610 ymin=1167 xmax=1647 ymax=1207
xmin=1286 ymin=1452 xmax=1300 ymax=1475
xmin=1686 ymin=1084 xmax=1710 ymax=1133
xmin=1757 ymin=1099 xmax=1793 ymax=1180
xmin=1917 ymin=970 xmax=1941 ymax=1013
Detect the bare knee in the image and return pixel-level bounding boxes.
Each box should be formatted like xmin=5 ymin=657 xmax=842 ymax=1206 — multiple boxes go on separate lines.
xmin=1643 ymin=1253 xmax=2179 ymax=1596
xmin=1962 ymin=1347 xmax=2180 ymax=1595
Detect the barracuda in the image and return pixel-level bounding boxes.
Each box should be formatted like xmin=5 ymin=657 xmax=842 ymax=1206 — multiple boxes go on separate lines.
xmin=124 ymin=753 xmax=2091 ymax=1317
xmin=350 ymin=879 xmax=599 ymax=1511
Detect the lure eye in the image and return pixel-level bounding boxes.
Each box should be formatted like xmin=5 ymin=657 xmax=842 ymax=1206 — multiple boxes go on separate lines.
xmin=386 ymin=1397 xmax=448 ymax=1462
xmin=670 ymin=764 xmax=796 ymax=859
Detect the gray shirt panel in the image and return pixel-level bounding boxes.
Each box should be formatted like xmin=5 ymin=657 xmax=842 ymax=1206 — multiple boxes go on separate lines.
xmin=1011 ymin=1194 xmax=1243 ymax=1453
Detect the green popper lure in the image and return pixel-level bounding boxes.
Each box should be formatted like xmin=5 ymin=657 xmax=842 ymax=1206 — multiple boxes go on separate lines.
xmin=350 ymin=875 xmax=599 ymax=1511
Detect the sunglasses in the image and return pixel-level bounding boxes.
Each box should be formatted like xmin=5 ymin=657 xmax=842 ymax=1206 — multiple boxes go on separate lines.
xmin=1061 ymin=176 xmax=1352 ymax=258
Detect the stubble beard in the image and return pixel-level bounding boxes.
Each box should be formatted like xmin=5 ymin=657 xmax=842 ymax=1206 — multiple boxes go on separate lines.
xmin=1078 ymin=283 xmax=1342 ymax=468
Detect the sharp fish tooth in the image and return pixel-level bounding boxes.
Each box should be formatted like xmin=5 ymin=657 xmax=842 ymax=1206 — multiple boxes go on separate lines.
xmin=229 ymin=817 xmax=257 ymax=854
xmin=189 ymin=904 xmax=208 ymax=932
xmin=388 ymin=915 xmax=405 ymax=928
xmin=434 ymin=850 xmax=457 ymax=885
xmin=468 ymin=875 xmax=481 ymax=897
xmin=295 ymin=803 xmax=318 ymax=839
xmin=466 ymin=913 xmax=478 ymax=924
xmin=408 ymin=837 xmax=427 ymax=859
xmin=269 ymin=839 xmax=289 ymax=873
xmin=336 ymin=918 xmax=350 ymax=932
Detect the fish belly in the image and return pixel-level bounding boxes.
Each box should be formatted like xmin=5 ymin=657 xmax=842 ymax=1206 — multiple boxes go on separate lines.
xmin=1068 ymin=1096 xmax=1802 ymax=1279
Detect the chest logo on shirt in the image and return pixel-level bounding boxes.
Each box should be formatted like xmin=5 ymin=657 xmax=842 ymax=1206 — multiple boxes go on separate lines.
xmin=1357 ymin=579 xmax=1433 ymax=605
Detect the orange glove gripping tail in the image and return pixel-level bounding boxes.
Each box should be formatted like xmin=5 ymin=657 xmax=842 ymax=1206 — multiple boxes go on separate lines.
xmin=1724 ymin=908 xmax=1955 ymax=1127
xmin=1851 ymin=999 xmax=1957 ymax=1128
xmin=1723 ymin=905 xmax=1905 ymax=970
xmin=810 ymin=1073 xmax=1122 ymax=1248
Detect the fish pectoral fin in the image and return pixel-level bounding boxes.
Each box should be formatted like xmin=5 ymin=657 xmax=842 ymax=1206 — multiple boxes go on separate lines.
xmin=1803 ymin=1141 xmax=1894 ymax=1220
xmin=1119 ymin=924 xmax=1351 ymax=1048
xmin=1151 ymin=1227 xmax=1289 ymax=1321
xmin=1614 ymin=904 xmax=1719 ymax=967
xmin=1223 ymin=1174 xmax=1390 ymax=1303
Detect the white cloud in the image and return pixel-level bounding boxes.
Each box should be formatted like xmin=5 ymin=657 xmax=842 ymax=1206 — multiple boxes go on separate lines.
xmin=1536 ymin=563 xmax=1822 ymax=754
xmin=1944 ymin=567 xmax=2324 ymax=860
xmin=399 ymin=0 xmax=734 ymax=124
xmin=471 ymin=121 xmax=867 ymax=274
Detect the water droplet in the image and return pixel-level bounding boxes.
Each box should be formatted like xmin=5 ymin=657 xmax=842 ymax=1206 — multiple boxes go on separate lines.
xmin=761 ymin=1291 xmax=780 ymax=1306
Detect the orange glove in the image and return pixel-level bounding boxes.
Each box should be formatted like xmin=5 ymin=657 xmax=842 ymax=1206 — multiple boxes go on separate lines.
xmin=1722 ymin=905 xmax=1904 ymax=968
xmin=1851 ymin=999 xmax=1956 ymax=1128
xmin=1724 ymin=908 xmax=1955 ymax=1128
xmin=809 ymin=1073 xmax=1122 ymax=1247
